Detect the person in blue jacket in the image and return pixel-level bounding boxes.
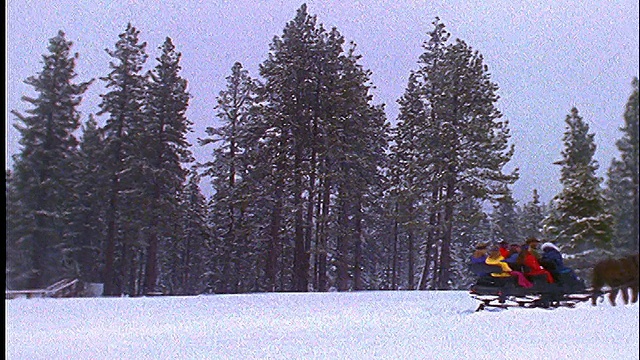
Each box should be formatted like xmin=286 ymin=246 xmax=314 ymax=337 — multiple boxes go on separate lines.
xmin=470 ymin=243 xmax=490 ymax=276
xmin=471 ymin=243 xmax=488 ymax=263
xmin=540 ymin=242 xmax=579 ymax=282
xmin=504 ymin=243 xmax=522 ymax=270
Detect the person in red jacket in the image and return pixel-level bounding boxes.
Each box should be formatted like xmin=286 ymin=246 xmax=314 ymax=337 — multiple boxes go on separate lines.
xmin=485 ymin=246 xmax=533 ymax=288
xmin=525 ymin=237 xmax=542 ymax=259
xmin=517 ymin=243 xmax=555 ymax=284
xmin=498 ymin=241 xmax=510 ymax=258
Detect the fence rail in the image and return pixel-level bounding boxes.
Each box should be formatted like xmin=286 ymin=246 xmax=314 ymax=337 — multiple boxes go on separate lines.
xmin=6 ymin=279 xmax=84 ymax=299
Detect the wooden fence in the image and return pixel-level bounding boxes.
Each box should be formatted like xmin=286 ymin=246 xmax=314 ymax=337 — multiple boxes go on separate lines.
xmin=5 ymin=278 xmax=85 ymax=299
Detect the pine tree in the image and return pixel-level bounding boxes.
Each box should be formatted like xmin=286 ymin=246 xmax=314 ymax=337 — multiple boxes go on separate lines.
xmin=449 ymin=197 xmax=489 ymax=289
xmin=63 ymin=116 xmax=109 ymax=283
xmin=224 ymin=4 xmax=390 ymax=292
xmin=330 ymin=45 xmax=389 ymax=290
xmin=253 ymin=5 xmax=320 ymax=291
xmin=395 ymin=19 xmax=518 ymax=289
xmin=391 ymin=72 xmax=432 ymax=290
xmin=519 ymin=189 xmax=546 ymax=239
xmin=362 ymin=184 xmax=397 ymax=290
xmin=545 ymin=107 xmax=613 ymax=252
xmin=200 ymin=62 xmax=259 ymax=293
xmin=139 ymin=37 xmax=193 ymax=294
xmin=161 ymin=168 xmax=211 ymax=295
xmin=491 ymin=191 xmax=521 ymax=244
xmin=98 ymin=23 xmax=148 ymax=295
xmin=605 ymin=78 xmax=639 ymax=253
xmin=6 ymin=170 xmax=26 ymax=289
xmin=8 ymin=31 xmax=92 ymax=289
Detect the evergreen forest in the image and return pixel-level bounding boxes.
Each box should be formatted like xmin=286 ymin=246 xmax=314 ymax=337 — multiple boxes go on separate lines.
xmin=6 ymin=5 xmax=639 ymax=295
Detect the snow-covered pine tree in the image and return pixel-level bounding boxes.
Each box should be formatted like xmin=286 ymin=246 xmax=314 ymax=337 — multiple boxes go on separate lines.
xmin=390 ymin=72 xmax=431 ymax=290
xmin=63 ymin=116 xmax=109 ymax=283
xmin=397 ymin=18 xmax=518 ymax=290
xmin=8 ymin=31 xmax=92 ymax=289
xmin=200 ymin=61 xmax=260 ymax=293
xmin=361 ymin=183 xmax=397 ymax=290
xmin=138 ymin=37 xmax=193 ymax=295
xmin=253 ymin=4 xmax=323 ymax=291
xmin=605 ymin=78 xmax=639 ymax=253
xmin=98 ymin=23 xmax=149 ymax=296
xmin=449 ymin=197 xmax=489 ymax=289
xmin=160 ymin=168 xmax=211 ymax=295
xmin=544 ymin=107 xmax=613 ymax=278
xmin=6 ymin=169 xmax=27 ymax=290
xmin=519 ymin=189 xmax=546 ymax=240
xmin=302 ymin=27 xmax=357 ymax=292
xmin=238 ymin=4 xmax=389 ymax=292
xmin=490 ymin=190 xmax=522 ymax=245
xmin=331 ymin=45 xmax=388 ymax=291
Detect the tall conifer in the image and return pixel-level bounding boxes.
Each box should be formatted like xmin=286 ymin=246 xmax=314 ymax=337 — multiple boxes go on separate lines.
xmin=139 ymin=37 xmax=193 ymax=294
xmin=201 ymin=62 xmax=259 ymax=293
xmin=605 ymin=78 xmax=639 ymax=252
xmin=519 ymin=189 xmax=546 ymax=239
xmin=64 ymin=116 xmax=109 ymax=283
xmin=98 ymin=23 xmax=148 ymax=295
xmin=9 ymin=31 xmax=92 ymax=288
xmin=545 ymin=108 xmax=613 ymax=250
xmin=395 ymin=19 xmax=517 ymax=289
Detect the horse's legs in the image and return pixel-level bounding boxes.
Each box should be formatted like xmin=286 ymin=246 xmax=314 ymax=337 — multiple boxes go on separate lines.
xmin=620 ymin=287 xmax=629 ymax=304
xmin=591 ymin=284 xmax=603 ymax=306
xmin=591 ymin=286 xmax=600 ymax=306
xmin=631 ymin=286 xmax=638 ymax=303
xmin=608 ymin=288 xmax=618 ymax=306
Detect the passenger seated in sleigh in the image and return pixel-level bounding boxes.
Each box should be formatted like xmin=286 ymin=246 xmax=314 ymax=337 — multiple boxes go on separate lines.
xmin=469 ymin=244 xmax=533 ymax=289
xmin=517 ymin=238 xmax=555 ymax=284
xmin=485 ymin=245 xmax=533 ymax=288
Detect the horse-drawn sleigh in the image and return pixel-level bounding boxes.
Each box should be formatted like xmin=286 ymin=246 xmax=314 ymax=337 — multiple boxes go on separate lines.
xmin=469 ymin=253 xmax=639 ymax=311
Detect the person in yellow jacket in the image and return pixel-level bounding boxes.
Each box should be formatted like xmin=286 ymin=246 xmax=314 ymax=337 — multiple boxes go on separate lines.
xmin=485 ymin=246 xmax=533 ymax=288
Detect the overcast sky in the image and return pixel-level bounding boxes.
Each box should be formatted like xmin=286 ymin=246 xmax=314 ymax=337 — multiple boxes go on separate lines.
xmin=6 ymin=0 xmax=639 ymax=203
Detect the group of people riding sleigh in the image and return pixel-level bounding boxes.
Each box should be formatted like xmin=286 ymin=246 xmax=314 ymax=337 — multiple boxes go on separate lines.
xmin=468 ymin=237 xmax=591 ymax=310
xmin=469 ymin=236 xmax=639 ymax=310
xmin=469 ymin=236 xmax=581 ymax=290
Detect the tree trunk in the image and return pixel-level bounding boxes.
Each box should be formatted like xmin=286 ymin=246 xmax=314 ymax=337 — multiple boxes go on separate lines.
xmin=419 ymin=186 xmax=441 ymax=290
xmin=266 ymin=171 xmax=283 ymax=292
xmin=392 ymin=201 xmax=399 ymax=290
xmin=336 ymin=192 xmax=350 ymax=291
xmin=353 ymin=200 xmax=363 ymax=290
xmin=437 ymin=174 xmax=456 ymax=289
xmin=293 ymin=148 xmax=308 ymax=292
xmin=407 ymin=227 xmax=415 ymax=290
xmin=103 ymin=173 xmax=119 ymax=296
xmin=317 ymin=173 xmax=330 ymax=291
xmin=143 ymin=231 xmax=158 ymax=295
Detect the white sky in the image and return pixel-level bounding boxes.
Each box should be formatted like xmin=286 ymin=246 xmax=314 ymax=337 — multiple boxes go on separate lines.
xmin=5 ymin=291 xmax=639 ymax=359
xmin=5 ymin=0 xmax=639 ymax=203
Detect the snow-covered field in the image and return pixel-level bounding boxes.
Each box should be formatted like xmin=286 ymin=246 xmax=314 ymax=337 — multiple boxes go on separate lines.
xmin=5 ymin=290 xmax=639 ymax=359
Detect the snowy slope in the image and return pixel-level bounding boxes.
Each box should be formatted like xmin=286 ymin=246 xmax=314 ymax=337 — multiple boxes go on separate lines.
xmin=5 ymin=291 xmax=639 ymax=359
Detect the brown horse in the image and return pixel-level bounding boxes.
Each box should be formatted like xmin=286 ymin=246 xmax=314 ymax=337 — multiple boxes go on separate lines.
xmin=591 ymin=253 xmax=639 ymax=306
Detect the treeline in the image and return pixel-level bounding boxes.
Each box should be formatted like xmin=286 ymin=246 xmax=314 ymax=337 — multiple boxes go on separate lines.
xmin=6 ymin=5 xmax=639 ymax=295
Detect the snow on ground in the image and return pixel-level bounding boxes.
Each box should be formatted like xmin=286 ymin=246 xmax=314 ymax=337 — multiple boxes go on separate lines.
xmin=5 ymin=290 xmax=639 ymax=359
